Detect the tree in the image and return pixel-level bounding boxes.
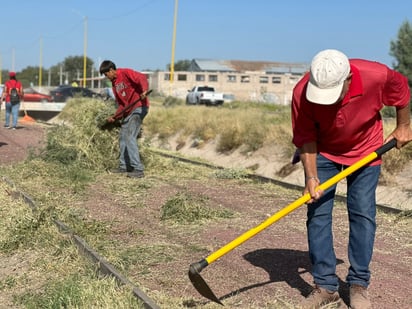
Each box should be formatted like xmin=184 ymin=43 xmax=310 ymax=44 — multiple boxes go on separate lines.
xmin=48 ymin=55 xmax=95 ymax=86
xmin=1 ymin=55 xmax=97 ymax=87
xmin=390 ymin=20 xmax=412 ymax=84
xmin=20 ymin=66 xmax=43 ymax=88
xmin=167 ymin=59 xmax=191 ymax=71
xmin=390 ymin=20 xmax=412 ymax=111
xmin=0 ymin=67 xmax=46 ymax=88
xmin=64 ymin=55 xmax=95 ymax=82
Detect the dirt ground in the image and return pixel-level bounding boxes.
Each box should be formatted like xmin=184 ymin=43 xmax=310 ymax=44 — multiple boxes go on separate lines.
xmin=1 ymin=121 xmax=411 ymax=309
xmin=0 ymin=120 xmax=46 ymax=165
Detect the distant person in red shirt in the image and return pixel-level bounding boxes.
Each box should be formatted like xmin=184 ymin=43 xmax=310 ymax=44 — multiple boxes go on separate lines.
xmin=99 ymin=60 xmax=149 ymax=178
xmin=292 ymin=49 xmax=411 ymax=309
xmin=2 ymin=72 xmax=24 ymax=129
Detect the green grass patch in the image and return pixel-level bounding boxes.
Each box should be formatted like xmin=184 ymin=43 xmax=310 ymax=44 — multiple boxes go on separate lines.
xmin=214 ymin=167 xmax=249 ymax=179
xmin=161 ymin=192 xmax=234 ymax=224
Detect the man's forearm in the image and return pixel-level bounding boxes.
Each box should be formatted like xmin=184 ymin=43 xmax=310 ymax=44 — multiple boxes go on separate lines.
xmin=300 ymin=142 xmax=318 ymax=179
xmin=397 ymin=104 xmax=411 ymax=127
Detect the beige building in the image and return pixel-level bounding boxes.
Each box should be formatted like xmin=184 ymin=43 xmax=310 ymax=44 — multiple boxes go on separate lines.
xmin=147 ymin=59 xmax=309 ymax=104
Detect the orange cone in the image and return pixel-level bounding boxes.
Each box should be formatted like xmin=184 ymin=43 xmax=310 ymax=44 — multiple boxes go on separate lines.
xmin=21 ymin=101 xmax=35 ymax=122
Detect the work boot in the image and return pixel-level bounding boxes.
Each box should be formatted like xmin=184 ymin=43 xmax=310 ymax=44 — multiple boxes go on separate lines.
xmin=300 ymin=285 xmax=342 ymax=308
xmin=350 ymin=284 xmax=371 ymax=309
xmin=127 ymin=170 xmax=145 ymax=178
xmin=109 ymin=167 xmax=130 ymax=173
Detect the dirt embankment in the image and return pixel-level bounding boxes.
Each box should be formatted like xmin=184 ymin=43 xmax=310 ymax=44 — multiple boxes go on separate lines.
xmin=155 ymin=135 xmax=412 ymax=212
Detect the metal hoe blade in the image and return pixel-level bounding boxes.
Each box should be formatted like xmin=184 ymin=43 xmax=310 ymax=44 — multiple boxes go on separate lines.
xmin=188 ymin=260 xmax=223 ymax=305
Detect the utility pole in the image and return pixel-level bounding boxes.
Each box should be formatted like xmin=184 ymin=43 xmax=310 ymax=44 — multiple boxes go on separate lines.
xmin=11 ymin=48 xmax=15 ymax=72
xmin=83 ymin=16 xmax=88 ymax=87
xmin=39 ymin=37 xmax=43 ymax=88
xmin=170 ymin=0 xmax=178 ymax=88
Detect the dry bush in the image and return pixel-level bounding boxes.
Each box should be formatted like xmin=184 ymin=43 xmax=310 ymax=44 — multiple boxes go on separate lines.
xmin=146 ymin=104 xmax=292 ymax=155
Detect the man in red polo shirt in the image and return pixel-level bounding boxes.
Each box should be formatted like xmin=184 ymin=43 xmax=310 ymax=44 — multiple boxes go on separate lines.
xmin=99 ymin=60 xmax=149 ymax=178
xmin=292 ymin=49 xmax=411 ymax=309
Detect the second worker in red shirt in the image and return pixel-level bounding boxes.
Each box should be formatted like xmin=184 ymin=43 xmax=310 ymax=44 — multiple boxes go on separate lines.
xmin=292 ymin=49 xmax=411 ymax=309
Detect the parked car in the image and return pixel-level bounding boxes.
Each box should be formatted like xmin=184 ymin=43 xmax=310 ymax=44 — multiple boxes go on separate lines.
xmin=186 ymin=86 xmax=224 ymax=106
xmin=50 ymin=85 xmax=101 ymax=102
xmin=23 ymin=88 xmax=52 ymax=102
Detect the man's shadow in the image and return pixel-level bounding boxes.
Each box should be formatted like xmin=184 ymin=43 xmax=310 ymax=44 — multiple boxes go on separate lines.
xmin=0 ymin=142 xmax=7 ymax=147
xmin=218 ymin=248 xmax=348 ymax=304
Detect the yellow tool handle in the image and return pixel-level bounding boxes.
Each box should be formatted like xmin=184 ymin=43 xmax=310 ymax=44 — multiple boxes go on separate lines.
xmin=205 ymin=140 xmax=396 ymax=265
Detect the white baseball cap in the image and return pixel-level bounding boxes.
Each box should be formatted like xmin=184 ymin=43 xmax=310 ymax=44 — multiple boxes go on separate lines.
xmin=306 ymin=49 xmax=350 ymax=105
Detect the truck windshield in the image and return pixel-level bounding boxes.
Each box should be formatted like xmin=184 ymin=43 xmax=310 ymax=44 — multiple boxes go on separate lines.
xmin=198 ymin=87 xmax=214 ymax=92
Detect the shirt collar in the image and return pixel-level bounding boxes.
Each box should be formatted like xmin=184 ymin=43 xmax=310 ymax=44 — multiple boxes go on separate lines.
xmin=342 ymin=63 xmax=362 ymax=103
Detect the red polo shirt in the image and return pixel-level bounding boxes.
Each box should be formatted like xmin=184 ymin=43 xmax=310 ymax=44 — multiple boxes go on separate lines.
xmin=111 ymin=68 xmax=149 ymax=118
xmin=292 ymin=59 xmax=410 ymax=165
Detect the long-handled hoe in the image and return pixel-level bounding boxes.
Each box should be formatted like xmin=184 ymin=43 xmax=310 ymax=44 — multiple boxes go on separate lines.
xmin=188 ymin=139 xmax=397 ymax=305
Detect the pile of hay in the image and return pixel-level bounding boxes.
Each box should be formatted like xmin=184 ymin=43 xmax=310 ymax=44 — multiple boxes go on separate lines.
xmin=41 ymin=98 xmax=120 ymax=170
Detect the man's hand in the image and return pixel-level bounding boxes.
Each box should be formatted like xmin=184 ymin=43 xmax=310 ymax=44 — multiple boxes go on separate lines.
xmin=107 ymin=116 xmax=116 ymax=123
xmin=140 ymin=90 xmax=147 ymax=100
xmin=385 ymin=105 xmax=412 ymax=148
xmin=304 ymin=176 xmax=324 ymax=204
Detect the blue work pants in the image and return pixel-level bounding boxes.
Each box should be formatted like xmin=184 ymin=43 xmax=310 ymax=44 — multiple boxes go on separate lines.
xmin=306 ymin=154 xmax=381 ymax=291
xmin=118 ymin=107 xmax=148 ymax=171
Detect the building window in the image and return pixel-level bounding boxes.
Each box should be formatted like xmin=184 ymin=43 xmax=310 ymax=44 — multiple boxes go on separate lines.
xmin=196 ymin=74 xmax=205 ymax=82
xmin=259 ymin=76 xmax=268 ymax=83
xmin=272 ymin=76 xmax=281 ymax=84
xmin=164 ymin=73 xmax=171 ymax=81
xmin=289 ymin=76 xmax=299 ymax=84
xmin=227 ymin=75 xmax=236 ymax=82
xmin=177 ymin=74 xmax=187 ymax=81
xmin=241 ymin=75 xmax=250 ymax=83
xmin=209 ymin=75 xmax=218 ymax=82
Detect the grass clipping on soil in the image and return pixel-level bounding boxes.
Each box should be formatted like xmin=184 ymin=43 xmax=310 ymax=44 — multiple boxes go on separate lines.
xmin=161 ymin=192 xmax=235 ymax=224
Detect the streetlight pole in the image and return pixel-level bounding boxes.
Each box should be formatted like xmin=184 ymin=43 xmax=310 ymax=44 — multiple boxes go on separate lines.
xmin=170 ymin=0 xmax=178 ymax=86
xmin=39 ymin=36 xmax=43 ymax=88
xmin=83 ymin=16 xmax=88 ymax=87
xmin=71 ymin=10 xmax=88 ymax=87
xmin=11 ymin=48 xmax=15 ymax=72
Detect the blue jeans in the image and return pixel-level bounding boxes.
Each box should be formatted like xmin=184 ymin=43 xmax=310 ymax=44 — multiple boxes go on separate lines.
xmin=118 ymin=107 xmax=148 ymax=171
xmin=5 ymin=101 xmax=20 ymax=128
xmin=306 ymin=154 xmax=381 ymax=291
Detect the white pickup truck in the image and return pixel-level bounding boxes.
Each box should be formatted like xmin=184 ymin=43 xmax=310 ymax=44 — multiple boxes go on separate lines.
xmin=186 ymin=86 xmax=224 ymax=106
